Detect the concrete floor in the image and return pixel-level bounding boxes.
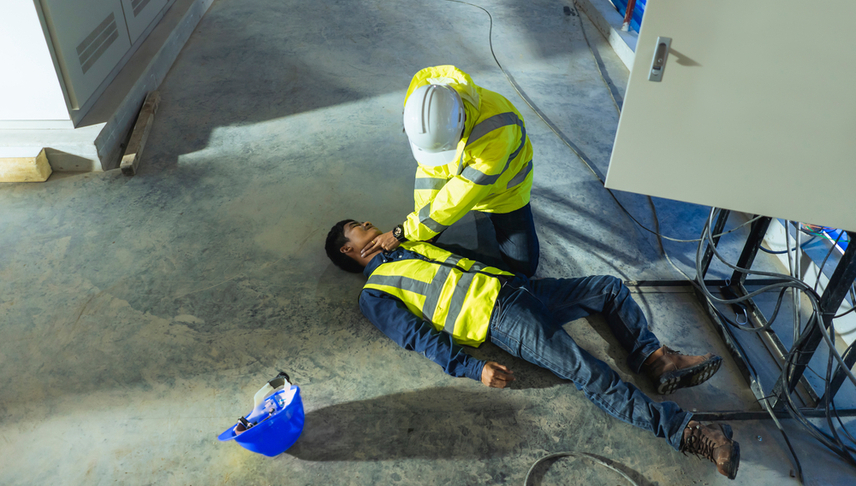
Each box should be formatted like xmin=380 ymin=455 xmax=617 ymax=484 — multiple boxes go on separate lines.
xmin=1 ymin=0 xmax=855 ymax=484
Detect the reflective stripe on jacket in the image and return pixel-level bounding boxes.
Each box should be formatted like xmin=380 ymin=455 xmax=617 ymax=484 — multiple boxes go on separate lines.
xmin=362 ymin=241 xmax=513 ymax=346
xmin=402 ymin=65 xmax=534 ymax=241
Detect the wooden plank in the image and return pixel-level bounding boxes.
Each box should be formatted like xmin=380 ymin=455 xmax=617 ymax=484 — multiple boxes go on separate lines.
xmin=120 ymin=91 xmax=161 ymax=176
xmin=0 ymin=148 xmax=52 ymax=182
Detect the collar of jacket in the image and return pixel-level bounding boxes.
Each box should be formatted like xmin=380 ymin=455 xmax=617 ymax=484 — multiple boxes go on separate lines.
xmin=363 ymin=247 xmax=427 ymax=277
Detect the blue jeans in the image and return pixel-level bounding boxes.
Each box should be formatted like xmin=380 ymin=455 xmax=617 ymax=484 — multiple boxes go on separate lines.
xmin=482 ymin=203 xmax=540 ymax=278
xmin=488 ymin=274 xmax=693 ymax=450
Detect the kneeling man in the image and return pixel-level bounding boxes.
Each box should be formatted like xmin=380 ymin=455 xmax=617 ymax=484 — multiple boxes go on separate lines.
xmin=325 ymin=219 xmax=740 ymax=480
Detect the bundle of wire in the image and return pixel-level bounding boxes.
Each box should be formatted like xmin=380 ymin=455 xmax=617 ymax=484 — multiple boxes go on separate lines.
xmin=679 ymin=210 xmax=856 ymax=483
xmin=444 ymin=1 xmax=856 ymax=483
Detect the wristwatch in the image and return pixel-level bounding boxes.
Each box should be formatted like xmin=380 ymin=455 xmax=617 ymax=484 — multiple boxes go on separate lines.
xmin=392 ymin=224 xmax=407 ymax=243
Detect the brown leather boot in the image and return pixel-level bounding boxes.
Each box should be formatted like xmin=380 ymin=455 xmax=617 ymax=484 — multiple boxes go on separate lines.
xmin=681 ymin=421 xmax=740 ymax=480
xmin=643 ymin=346 xmax=722 ymax=394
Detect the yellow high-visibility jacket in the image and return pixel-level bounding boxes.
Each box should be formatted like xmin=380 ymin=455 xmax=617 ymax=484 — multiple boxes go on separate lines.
xmin=402 ymin=66 xmax=534 ymax=241
xmin=362 ymin=241 xmax=513 ymax=347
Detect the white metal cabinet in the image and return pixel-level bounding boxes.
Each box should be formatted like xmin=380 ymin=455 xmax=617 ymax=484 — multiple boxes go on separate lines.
xmin=606 ymin=0 xmax=856 ymax=232
xmin=122 ymin=0 xmax=169 ymax=43
xmin=39 ymin=0 xmax=133 ymax=110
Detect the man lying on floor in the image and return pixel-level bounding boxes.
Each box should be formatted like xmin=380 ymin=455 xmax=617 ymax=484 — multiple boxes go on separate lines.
xmin=325 ymin=219 xmax=740 ymax=480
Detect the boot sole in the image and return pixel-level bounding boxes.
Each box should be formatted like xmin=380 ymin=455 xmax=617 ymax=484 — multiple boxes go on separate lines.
xmin=717 ymin=423 xmax=740 ymax=480
xmin=727 ymin=440 xmax=741 ymax=480
xmin=656 ymin=356 xmax=723 ymax=395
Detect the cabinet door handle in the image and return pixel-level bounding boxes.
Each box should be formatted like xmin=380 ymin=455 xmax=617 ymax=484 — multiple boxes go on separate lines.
xmin=648 ymin=37 xmax=672 ymax=82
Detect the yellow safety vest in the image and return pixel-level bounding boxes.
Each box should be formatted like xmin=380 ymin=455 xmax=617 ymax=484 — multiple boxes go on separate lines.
xmin=362 ymin=242 xmax=513 ymax=346
xmin=402 ymin=65 xmax=535 ymax=241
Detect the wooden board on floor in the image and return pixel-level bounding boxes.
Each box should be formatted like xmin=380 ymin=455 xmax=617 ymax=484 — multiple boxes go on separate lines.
xmin=0 ymin=148 xmax=52 ymax=182
xmin=121 ymin=91 xmax=161 ymax=176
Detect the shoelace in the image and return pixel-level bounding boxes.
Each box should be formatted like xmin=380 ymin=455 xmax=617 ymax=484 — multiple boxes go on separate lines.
xmin=681 ymin=426 xmax=717 ymax=462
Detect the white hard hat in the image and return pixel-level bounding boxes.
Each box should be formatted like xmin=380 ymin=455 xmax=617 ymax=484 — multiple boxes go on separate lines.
xmin=403 ymin=85 xmax=465 ymax=167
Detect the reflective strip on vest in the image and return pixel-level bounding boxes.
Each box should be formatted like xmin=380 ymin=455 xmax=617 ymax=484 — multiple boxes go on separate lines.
xmin=414 ymin=178 xmax=448 ymax=191
xmin=507 ymin=159 xmax=533 ymax=189
xmin=363 ymin=243 xmax=511 ymax=345
xmin=418 ymin=203 xmax=448 ymax=233
xmin=443 ymin=272 xmax=475 ymax=336
xmin=367 ymin=254 xmax=462 ymax=330
xmin=468 ymin=112 xmax=520 ymax=144
xmin=421 ymin=255 xmax=459 ymax=324
xmin=460 ymin=112 xmax=526 ymax=186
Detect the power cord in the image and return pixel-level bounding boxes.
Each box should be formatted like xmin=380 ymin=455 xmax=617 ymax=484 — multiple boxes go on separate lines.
xmin=445 ymin=0 xmax=761 ymax=244
xmin=524 ymin=451 xmax=640 ymax=486
xmin=760 ymin=235 xmax=816 ymax=254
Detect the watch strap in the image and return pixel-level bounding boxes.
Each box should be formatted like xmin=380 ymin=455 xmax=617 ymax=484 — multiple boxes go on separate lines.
xmin=394 ymin=224 xmax=407 ymax=243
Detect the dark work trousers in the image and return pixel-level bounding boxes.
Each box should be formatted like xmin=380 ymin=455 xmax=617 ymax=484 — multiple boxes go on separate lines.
xmin=482 ymin=203 xmax=540 ymax=277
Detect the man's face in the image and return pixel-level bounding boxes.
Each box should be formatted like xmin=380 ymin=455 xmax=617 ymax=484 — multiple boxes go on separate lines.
xmin=342 ymin=221 xmax=382 ymax=252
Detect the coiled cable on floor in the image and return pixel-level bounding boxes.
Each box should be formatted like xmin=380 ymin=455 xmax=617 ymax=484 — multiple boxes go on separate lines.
xmin=523 ymin=451 xmax=640 ymax=486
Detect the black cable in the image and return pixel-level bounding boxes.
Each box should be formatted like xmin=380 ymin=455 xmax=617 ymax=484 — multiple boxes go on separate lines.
xmin=698 ymin=209 xmax=856 ymax=477
xmin=699 ymin=209 xmax=856 ymax=477
xmin=814 ymin=232 xmax=845 ymax=294
xmin=760 ymin=236 xmax=816 ymax=254
xmin=709 ymin=287 xmax=789 ymax=333
xmin=701 ymin=210 xmax=856 ymax=390
xmin=693 ymin=210 xmax=805 ymax=482
xmin=834 ymin=285 xmax=856 ymax=318
xmin=830 ymin=340 xmax=856 ymax=447
xmin=781 ymin=332 xmax=856 ymax=464
xmin=524 ymin=451 xmax=639 ymax=486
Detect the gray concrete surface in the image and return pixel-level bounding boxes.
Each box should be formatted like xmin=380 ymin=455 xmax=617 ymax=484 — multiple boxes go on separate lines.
xmin=1 ymin=0 xmax=854 ymax=485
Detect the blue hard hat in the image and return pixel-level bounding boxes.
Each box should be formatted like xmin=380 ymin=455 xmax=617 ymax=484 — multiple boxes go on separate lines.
xmin=218 ymin=372 xmax=305 ymax=457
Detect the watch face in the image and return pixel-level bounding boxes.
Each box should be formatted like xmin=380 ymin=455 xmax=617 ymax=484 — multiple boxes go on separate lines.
xmin=394 ymin=226 xmax=402 ymax=237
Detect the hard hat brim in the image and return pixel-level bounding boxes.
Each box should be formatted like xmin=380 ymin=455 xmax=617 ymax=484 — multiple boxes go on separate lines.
xmin=409 ymin=140 xmax=458 ymax=168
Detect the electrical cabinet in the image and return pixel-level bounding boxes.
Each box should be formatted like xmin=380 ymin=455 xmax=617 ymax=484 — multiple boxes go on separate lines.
xmin=40 ymin=0 xmax=132 ymax=110
xmin=122 ymin=0 xmax=169 ymax=43
xmin=38 ymin=0 xmax=169 ymax=112
xmin=606 ymin=0 xmax=856 ymax=232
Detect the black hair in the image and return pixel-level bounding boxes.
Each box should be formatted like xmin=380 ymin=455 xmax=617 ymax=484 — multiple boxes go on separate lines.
xmin=325 ymin=219 xmax=365 ymax=273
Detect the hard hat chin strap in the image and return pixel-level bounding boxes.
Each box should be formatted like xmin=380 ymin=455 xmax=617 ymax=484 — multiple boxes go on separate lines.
xmin=253 ymin=371 xmax=291 ymax=408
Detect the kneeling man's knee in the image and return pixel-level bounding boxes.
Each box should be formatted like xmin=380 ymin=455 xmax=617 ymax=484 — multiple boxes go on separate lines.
xmin=602 ymin=275 xmax=627 ymax=297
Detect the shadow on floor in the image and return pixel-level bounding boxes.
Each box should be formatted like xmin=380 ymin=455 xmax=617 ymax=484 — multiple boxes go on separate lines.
xmin=287 ymin=386 xmax=532 ymax=461
xmin=147 ymin=0 xmax=596 ymax=170
xmin=287 ymin=384 xmax=657 ymax=484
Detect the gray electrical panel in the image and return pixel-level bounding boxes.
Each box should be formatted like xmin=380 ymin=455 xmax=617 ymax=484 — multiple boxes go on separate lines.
xmin=39 ymin=0 xmax=170 ymax=111
xmin=122 ymin=0 xmax=169 ymax=43
xmin=606 ymin=0 xmax=856 ymax=232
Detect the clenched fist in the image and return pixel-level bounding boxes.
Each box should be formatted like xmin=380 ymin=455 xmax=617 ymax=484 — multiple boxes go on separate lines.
xmin=481 ymin=361 xmax=514 ymax=388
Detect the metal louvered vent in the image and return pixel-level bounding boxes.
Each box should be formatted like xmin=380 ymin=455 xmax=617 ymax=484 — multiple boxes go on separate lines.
xmin=132 ymin=0 xmax=154 ymax=17
xmin=75 ymin=12 xmax=119 ymax=74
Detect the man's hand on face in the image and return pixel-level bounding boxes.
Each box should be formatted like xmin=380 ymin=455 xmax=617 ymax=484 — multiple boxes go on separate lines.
xmin=361 ymin=230 xmax=401 ymax=257
xmin=481 ymin=361 xmax=514 ymax=388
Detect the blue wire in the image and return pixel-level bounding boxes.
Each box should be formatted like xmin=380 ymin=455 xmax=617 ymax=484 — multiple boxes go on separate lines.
xmin=759 ymin=236 xmax=816 ymax=254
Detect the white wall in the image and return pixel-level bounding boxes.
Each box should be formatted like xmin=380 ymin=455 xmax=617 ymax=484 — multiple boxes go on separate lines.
xmin=0 ymin=1 xmax=70 ymax=122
